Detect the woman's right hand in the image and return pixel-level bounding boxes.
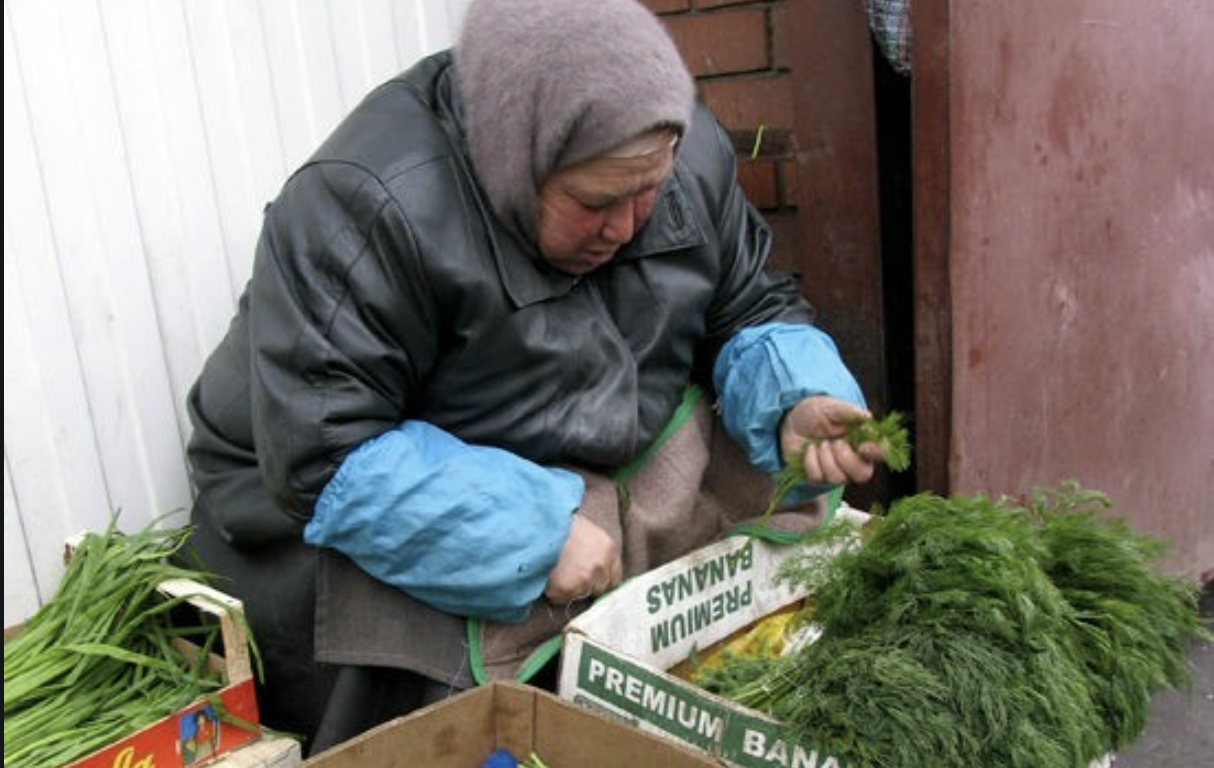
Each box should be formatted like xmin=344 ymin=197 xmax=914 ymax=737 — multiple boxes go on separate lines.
xmin=544 ymin=514 xmax=624 ymax=603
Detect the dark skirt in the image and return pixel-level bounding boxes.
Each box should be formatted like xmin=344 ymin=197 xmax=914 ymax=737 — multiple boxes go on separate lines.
xmin=182 ymin=478 xmax=473 ymax=757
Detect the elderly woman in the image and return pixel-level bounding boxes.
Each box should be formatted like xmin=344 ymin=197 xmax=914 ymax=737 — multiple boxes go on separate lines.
xmin=183 ymin=0 xmax=884 ymax=755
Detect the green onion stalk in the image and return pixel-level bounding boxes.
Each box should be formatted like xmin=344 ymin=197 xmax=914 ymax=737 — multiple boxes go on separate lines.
xmin=4 ymin=515 xmax=261 ymax=768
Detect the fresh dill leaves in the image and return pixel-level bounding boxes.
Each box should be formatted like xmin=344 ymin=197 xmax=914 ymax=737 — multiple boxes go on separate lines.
xmin=694 ymin=649 xmax=777 ymax=699
xmin=699 ymin=484 xmax=1208 ymax=768
xmin=844 ymin=410 xmax=911 ymax=471
xmin=1030 ymin=481 xmax=1208 ymax=749
xmin=743 ymin=412 xmax=911 ymax=543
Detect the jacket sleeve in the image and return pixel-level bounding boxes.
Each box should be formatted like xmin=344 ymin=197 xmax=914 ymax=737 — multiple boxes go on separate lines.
xmin=247 ymin=161 xmax=436 ymax=517
xmin=683 ymin=105 xmax=867 ymax=493
xmin=713 ymin=322 xmax=866 ymax=476
xmin=246 ymin=161 xmax=585 ymax=620
xmin=304 ymin=421 xmax=582 ymax=623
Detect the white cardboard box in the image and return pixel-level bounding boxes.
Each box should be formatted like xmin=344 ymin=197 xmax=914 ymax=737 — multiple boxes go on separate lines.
xmin=213 ymin=736 xmax=301 ymax=768
xmin=558 ymin=505 xmax=870 ymax=768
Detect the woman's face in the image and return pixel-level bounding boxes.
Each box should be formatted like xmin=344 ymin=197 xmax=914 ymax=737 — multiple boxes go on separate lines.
xmin=536 ymin=146 xmax=675 ymax=275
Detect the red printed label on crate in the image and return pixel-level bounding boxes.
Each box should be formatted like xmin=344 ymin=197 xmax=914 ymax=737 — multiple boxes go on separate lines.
xmin=68 ymin=680 xmax=261 ymax=768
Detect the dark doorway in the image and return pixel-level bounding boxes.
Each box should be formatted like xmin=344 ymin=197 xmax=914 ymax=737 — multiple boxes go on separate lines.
xmin=872 ymin=44 xmax=917 ymax=503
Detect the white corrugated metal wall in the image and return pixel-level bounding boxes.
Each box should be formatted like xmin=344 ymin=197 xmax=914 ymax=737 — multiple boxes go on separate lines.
xmin=3 ymin=0 xmax=468 ymax=627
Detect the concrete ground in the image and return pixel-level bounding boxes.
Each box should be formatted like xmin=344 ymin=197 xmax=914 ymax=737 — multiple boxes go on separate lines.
xmin=1111 ymin=585 xmax=1213 ymax=767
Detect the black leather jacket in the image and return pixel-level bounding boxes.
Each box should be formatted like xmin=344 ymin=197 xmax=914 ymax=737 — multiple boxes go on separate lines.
xmin=186 ymin=51 xmax=814 ymax=532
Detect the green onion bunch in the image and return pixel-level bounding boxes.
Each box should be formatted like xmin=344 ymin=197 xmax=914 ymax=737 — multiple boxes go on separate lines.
xmin=4 ymin=517 xmax=242 ymax=768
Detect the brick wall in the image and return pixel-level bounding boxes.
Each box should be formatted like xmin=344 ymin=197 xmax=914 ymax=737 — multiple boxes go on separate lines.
xmin=643 ymin=0 xmax=802 ymax=273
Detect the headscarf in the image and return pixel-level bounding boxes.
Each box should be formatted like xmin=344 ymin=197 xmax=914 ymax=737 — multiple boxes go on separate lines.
xmin=454 ymin=0 xmax=696 ymax=246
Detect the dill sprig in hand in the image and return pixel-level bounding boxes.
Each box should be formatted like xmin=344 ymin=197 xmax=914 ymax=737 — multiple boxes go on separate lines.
xmin=843 ymin=410 xmax=911 ymax=471
xmin=747 ymin=411 xmax=911 ymax=540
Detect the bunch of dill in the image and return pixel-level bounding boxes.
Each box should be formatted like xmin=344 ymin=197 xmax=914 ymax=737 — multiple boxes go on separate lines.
xmin=1030 ymin=483 xmax=1205 ymax=750
xmin=699 ymin=484 xmax=1207 ymax=768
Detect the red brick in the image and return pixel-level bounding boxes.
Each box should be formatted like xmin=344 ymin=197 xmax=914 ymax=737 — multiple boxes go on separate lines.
xmin=729 ymin=126 xmax=793 ymax=157
xmin=696 ymin=0 xmax=763 ymax=9
xmin=664 ymin=8 xmax=769 ymax=77
xmin=698 ymin=74 xmax=795 ymax=132
xmin=762 ymin=210 xmax=804 ymax=277
xmin=770 ymin=3 xmax=791 ymax=71
xmin=736 ymin=158 xmax=780 ymax=210
xmin=779 ymin=156 xmax=799 ymax=207
xmin=640 ymin=0 xmax=691 ymax=14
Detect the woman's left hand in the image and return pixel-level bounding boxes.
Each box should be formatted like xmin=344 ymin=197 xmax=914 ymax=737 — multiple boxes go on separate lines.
xmin=780 ymin=396 xmax=883 ymax=486
xmin=544 ymin=514 xmax=623 ymax=604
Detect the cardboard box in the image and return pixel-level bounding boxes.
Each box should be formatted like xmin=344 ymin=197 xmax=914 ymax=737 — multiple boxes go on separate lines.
xmin=211 ymin=735 xmax=301 ymax=768
xmin=7 ymin=578 xmax=264 ymax=768
xmin=299 ymin=681 xmax=727 ymax=768
xmin=558 ymin=505 xmax=871 ymax=768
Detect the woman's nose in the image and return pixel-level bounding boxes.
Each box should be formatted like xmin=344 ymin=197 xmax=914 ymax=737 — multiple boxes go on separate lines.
xmin=600 ymin=200 xmax=636 ymax=244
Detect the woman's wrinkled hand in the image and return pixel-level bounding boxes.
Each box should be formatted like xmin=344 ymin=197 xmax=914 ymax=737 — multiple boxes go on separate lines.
xmin=780 ymin=395 xmax=884 ymax=486
xmin=544 ymin=514 xmax=624 ymax=604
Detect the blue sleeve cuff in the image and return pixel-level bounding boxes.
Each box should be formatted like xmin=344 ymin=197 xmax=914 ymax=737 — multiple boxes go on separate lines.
xmin=712 ymin=323 xmax=865 ymax=495
xmin=304 ymin=421 xmax=583 ymax=623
